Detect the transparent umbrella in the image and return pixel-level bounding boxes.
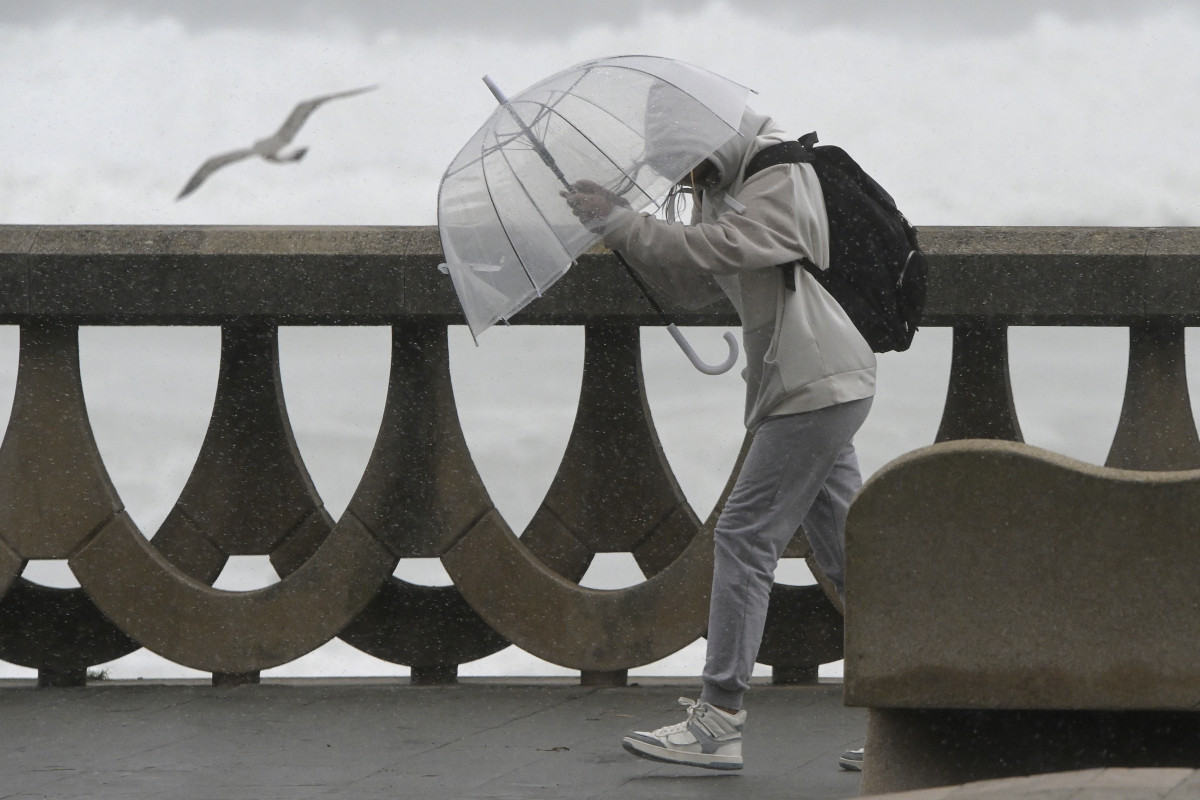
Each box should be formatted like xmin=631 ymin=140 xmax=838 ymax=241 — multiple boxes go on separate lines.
xmin=437 ymin=54 xmax=751 ymax=374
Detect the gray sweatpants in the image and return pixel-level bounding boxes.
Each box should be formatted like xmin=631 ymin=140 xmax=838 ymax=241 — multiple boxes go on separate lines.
xmin=700 ymin=397 xmax=873 ymax=711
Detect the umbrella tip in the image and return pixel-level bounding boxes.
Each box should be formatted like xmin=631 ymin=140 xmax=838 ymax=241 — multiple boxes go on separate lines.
xmin=482 ymin=75 xmax=508 ymax=104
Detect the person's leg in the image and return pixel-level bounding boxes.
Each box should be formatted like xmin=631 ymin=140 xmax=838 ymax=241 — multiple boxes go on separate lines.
xmin=799 ymin=441 xmax=864 ymax=604
xmin=804 ymin=433 xmax=871 ymax=773
xmin=700 ymin=397 xmax=871 ymax=712
xmin=621 ymin=397 xmax=871 ymax=771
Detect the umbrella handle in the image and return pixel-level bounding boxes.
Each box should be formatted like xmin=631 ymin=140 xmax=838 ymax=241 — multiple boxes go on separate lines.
xmin=667 ymin=324 xmax=739 ymax=376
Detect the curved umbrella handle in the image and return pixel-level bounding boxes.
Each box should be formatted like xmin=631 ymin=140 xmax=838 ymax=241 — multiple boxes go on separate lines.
xmin=667 ymin=324 xmax=739 ymax=375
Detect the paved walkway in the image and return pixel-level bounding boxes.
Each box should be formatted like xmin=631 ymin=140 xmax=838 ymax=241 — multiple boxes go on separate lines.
xmin=1 ymin=677 xmax=867 ymax=800
xmin=862 ymin=768 xmax=1200 ymax=800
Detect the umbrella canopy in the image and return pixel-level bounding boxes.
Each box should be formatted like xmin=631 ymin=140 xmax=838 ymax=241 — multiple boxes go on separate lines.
xmin=437 ymin=55 xmax=754 ymax=340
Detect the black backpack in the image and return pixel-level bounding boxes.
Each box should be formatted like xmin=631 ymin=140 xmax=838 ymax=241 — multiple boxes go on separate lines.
xmin=743 ymin=132 xmax=926 ymax=353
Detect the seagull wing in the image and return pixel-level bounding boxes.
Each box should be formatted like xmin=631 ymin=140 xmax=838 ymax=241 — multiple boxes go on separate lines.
xmin=176 ymin=147 xmax=257 ymax=200
xmin=270 ymin=84 xmax=378 ymax=145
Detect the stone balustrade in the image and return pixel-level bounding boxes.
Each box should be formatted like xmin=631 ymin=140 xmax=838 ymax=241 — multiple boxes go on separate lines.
xmin=0 ymin=225 xmax=1197 ymax=692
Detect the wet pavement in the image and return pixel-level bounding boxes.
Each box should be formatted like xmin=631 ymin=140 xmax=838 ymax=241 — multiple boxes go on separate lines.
xmin=0 ymin=677 xmax=867 ymax=799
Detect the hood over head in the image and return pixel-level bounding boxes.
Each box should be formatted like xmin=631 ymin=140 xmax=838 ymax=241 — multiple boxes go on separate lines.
xmin=641 ymin=83 xmax=783 ymax=194
xmin=700 ymin=105 xmax=783 ymax=194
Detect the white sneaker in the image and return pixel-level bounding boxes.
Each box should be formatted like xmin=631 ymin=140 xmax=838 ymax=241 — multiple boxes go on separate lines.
xmin=622 ymin=697 xmax=746 ymax=771
xmin=839 ymin=747 xmax=864 ymax=771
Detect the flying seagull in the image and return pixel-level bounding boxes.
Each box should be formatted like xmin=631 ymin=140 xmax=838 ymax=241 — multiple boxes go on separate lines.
xmin=176 ymin=84 xmax=378 ymax=200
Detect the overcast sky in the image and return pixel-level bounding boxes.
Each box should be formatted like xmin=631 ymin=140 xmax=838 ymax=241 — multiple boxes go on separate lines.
xmin=3 ymin=0 xmax=1196 ymax=38
xmin=2 ymin=0 xmax=1197 ymax=228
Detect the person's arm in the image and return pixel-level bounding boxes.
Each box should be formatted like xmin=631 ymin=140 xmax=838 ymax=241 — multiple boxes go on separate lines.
xmin=601 ymin=165 xmax=823 ymax=278
xmin=563 ymin=180 xmax=725 ymax=309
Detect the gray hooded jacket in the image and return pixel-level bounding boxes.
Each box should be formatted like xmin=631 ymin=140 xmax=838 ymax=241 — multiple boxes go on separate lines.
xmin=599 ymin=108 xmax=876 ymax=430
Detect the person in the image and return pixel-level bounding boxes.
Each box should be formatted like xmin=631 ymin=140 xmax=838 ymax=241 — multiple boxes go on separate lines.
xmin=564 ymin=104 xmax=875 ymax=772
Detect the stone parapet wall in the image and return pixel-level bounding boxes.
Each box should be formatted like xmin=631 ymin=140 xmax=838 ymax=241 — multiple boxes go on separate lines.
xmin=0 ymin=225 xmax=1196 ymax=691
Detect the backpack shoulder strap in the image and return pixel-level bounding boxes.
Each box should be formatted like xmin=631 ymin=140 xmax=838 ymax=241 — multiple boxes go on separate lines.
xmin=742 ymin=133 xmax=821 ymax=293
xmin=743 ymin=131 xmax=819 ymax=181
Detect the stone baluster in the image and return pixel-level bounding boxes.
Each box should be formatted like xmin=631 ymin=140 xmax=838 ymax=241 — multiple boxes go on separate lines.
xmin=303 ymin=323 xmax=511 ymax=685
xmin=1105 ymin=323 xmax=1200 ymax=470
xmin=443 ymin=324 xmax=713 ymax=685
xmin=936 ymin=323 xmax=1024 ymax=443
xmin=0 ymin=324 xmax=139 ymax=687
xmin=70 ymin=325 xmax=394 ymax=684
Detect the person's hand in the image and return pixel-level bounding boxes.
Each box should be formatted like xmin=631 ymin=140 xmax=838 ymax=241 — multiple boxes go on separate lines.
xmin=562 ymin=180 xmax=627 ymax=226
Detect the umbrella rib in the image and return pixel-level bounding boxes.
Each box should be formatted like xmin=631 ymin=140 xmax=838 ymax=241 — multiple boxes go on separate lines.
xmin=482 ymin=65 xmax=662 ymax=206
xmin=518 ymin=61 xmax=743 ymax=205
xmin=477 ymin=144 xmax=545 ymax=303
xmin=446 ymin=60 xmax=743 ymax=185
xmin=527 ymin=95 xmax=659 ymax=205
xmin=444 ymin=75 xmax=584 ymax=182
xmin=584 ymin=60 xmax=749 ymax=175
xmin=520 ymin=70 xmax=662 ymax=198
xmin=528 ymin=57 xmax=749 ymax=134
xmin=601 ymin=55 xmax=755 ymax=111
xmin=518 ymin=67 xmax=592 ymax=134
xmin=484 ymin=135 xmax=577 ymax=296
xmin=485 ymin=101 xmax=677 ymax=329
xmin=443 ymin=129 xmax=534 ymax=181
xmin=440 ymin=57 xmax=750 ymax=332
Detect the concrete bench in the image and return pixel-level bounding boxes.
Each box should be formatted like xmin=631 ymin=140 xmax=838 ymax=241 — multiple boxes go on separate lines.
xmin=844 ymin=440 xmax=1200 ymax=795
xmin=861 ymin=768 xmax=1200 ymax=800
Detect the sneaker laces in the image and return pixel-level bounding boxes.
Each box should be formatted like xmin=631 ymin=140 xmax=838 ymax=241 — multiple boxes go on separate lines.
xmin=652 ymin=697 xmax=703 ymax=737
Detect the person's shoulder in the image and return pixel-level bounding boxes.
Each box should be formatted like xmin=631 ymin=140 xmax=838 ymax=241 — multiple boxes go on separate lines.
xmin=738 ymin=154 xmax=806 ymax=192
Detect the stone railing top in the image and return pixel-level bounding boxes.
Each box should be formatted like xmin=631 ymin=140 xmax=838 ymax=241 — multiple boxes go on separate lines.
xmin=1 ymin=225 xmax=1198 ymax=326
